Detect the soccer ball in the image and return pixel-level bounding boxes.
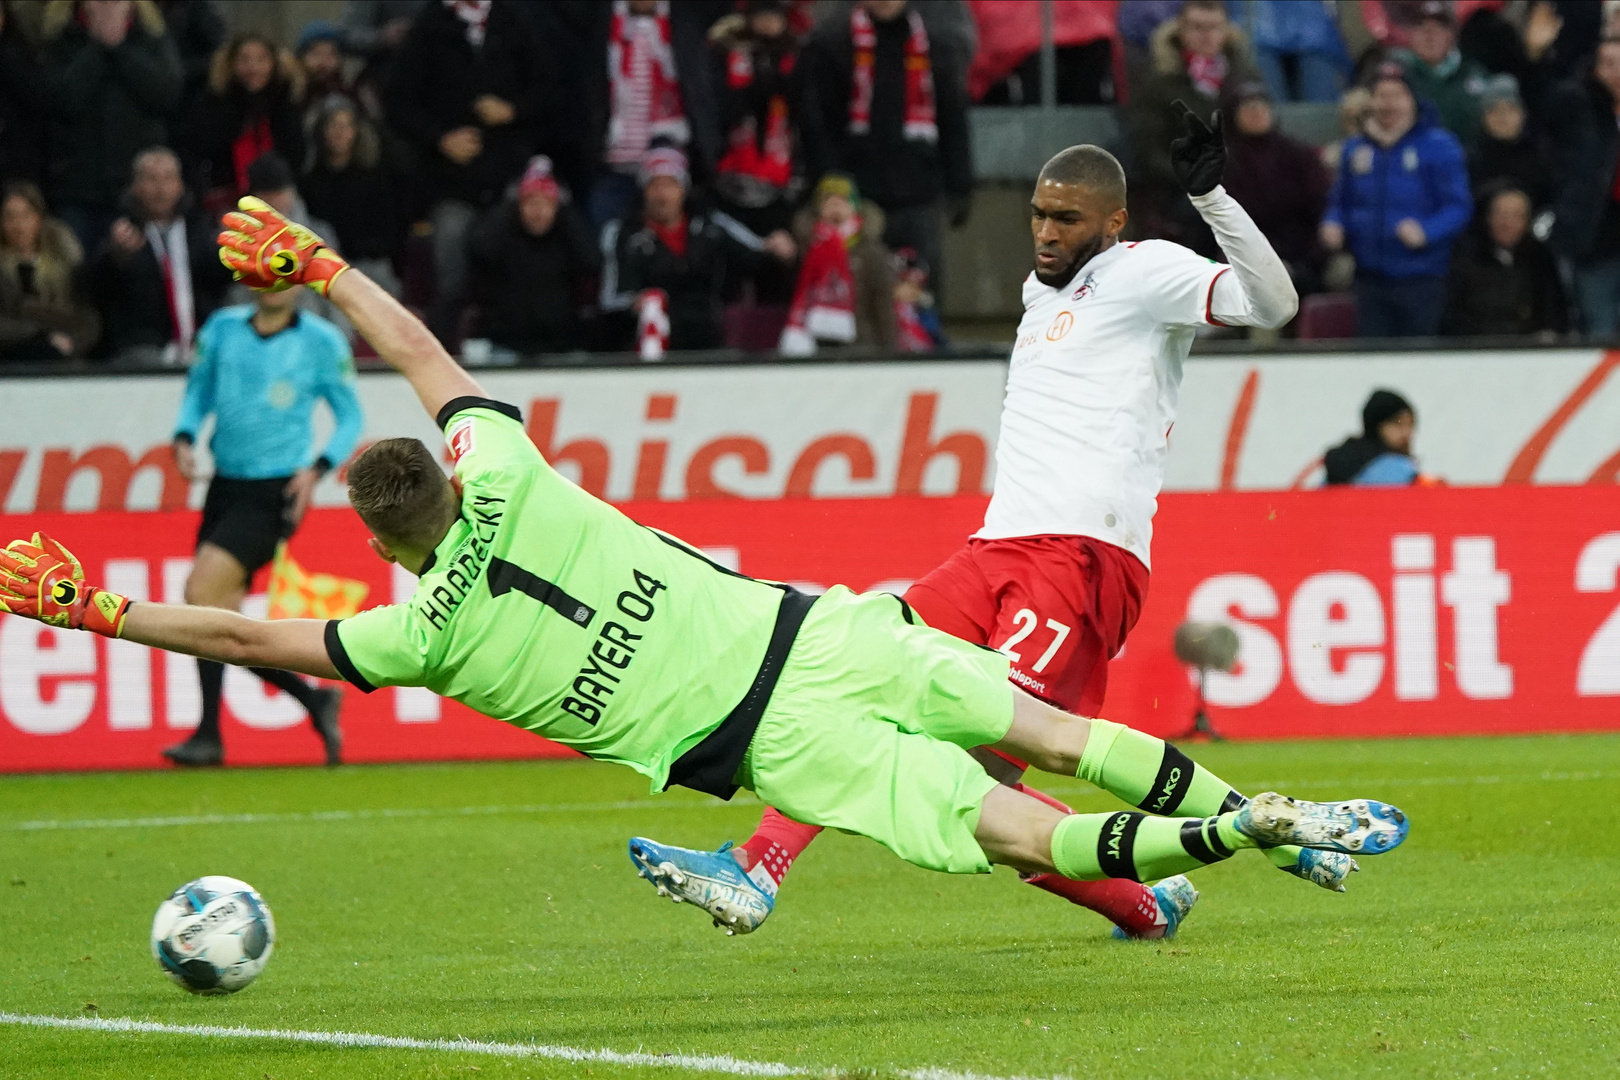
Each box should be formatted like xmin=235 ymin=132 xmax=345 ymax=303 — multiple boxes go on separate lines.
xmin=150 ymin=876 xmax=276 ymax=994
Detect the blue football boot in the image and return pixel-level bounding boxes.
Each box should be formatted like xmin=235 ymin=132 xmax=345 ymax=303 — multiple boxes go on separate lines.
xmin=1279 ymin=848 xmax=1360 ymax=892
xmin=1111 ymin=874 xmax=1199 ymax=941
xmin=1236 ymin=793 xmax=1409 ymax=855
xmin=628 ymin=837 xmax=774 ymax=935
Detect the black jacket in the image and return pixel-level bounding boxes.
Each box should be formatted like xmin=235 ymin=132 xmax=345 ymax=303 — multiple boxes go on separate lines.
xmin=1442 ymin=228 xmax=1568 ymax=336
xmin=42 ymin=4 xmax=182 ymax=213
xmin=1468 ymin=133 xmax=1552 ymax=210
xmin=602 ymin=202 xmax=769 ymax=351
xmin=1548 ymin=70 xmax=1620 ymax=261
xmin=181 ymin=82 xmax=306 ymax=199
xmin=85 ymin=196 xmax=230 ymax=358
xmin=384 ymin=0 xmax=554 ymax=208
xmin=0 ymin=23 xmax=45 ymax=184
xmin=468 ymin=198 xmax=599 ymax=355
xmin=301 ymin=162 xmax=402 ymax=262
xmin=799 ymin=6 xmax=972 ymax=210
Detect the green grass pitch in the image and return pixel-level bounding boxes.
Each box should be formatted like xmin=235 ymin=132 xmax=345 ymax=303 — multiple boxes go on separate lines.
xmin=1 ymin=733 xmax=1616 ymax=1080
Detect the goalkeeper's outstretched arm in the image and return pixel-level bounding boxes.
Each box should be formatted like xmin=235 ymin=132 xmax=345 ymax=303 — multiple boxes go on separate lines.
xmin=0 ymin=533 xmax=339 ymax=680
xmin=217 ymin=196 xmax=488 ymax=425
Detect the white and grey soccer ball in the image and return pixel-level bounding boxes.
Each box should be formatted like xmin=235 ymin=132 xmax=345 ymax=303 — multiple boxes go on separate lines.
xmin=150 ymin=876 xmax=275 ymax=994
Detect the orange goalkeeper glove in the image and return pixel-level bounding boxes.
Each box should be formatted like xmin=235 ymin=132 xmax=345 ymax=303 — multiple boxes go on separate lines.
xmin=0 ymin=532 xmax=131 ymax=638
xmin=217 ymin=196 xmax=350 ymax=296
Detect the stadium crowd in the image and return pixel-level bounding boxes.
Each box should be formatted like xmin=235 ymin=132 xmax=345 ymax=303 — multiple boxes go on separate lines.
xmin=0 ymin=0 xmax=1614 ymax=363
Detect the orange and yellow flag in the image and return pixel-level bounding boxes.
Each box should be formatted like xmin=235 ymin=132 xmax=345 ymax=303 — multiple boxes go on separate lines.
xmin=265 ymin=543 xmax=370 ymax=621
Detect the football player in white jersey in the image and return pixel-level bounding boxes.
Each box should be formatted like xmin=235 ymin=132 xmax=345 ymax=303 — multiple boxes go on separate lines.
xmin=629 ymin=105 xmax=1357 ymax=938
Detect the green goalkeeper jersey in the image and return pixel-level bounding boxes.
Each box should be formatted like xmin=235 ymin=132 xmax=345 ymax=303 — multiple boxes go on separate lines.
xmin=324 ymin=398 xmax=787 ymax=791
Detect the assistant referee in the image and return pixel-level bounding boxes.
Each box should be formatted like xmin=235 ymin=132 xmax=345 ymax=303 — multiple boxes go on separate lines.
xmin=162 ymin=284 xmax=363 ymax=766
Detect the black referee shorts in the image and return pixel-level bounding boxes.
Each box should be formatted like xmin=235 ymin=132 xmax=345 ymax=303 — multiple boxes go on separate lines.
xmin=196 ymin=476 xmax=296 ymax=577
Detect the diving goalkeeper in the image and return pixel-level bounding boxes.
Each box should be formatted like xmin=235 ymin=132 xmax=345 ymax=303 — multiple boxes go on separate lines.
xmin=0 ymin=200 xmax=1409 ymax=895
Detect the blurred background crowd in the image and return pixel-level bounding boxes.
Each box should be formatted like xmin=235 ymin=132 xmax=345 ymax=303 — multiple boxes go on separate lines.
xmin=1 ymin=0 xmax=1615 ymax=365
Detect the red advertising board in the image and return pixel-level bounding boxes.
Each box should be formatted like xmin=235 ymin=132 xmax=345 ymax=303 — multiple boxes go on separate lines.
xmin=3 ymin=485 xmax=1618 ymax=772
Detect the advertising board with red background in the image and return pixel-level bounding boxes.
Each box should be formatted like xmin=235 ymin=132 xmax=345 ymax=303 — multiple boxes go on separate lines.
xmin=4 ymin=485 xmax=1618 ymax=772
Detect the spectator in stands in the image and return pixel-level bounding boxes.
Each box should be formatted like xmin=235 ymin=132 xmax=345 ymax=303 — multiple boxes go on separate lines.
xmin=1549 ymin=36 xmax=1620 ymax=337
xmin=1321 ymin=85 xmax=1373 ymax=173
xmin=0 ymin=3 xmax=45 ymax=186
xmin=1222 ymin=79 xmax=1331 ymax=299
xmin=969 ymin=0 xmax=1119 ymax=106
xmin=468 ymin=156 xmax=600 ymax=359
xmin=1442 ymin=184 xmax=1567 ymax=337
xmin=780 ymin=172 xmax=894 ymax=354
xmin=42 ymin=0 xmax=183 ymax=251
xmin=301 ymin=95 xmax=402 ymax=295
xmin=581 ymin=0 xmax=715 ymax=232
xmin=1128 ymin=0 xmax=1260 ymax=252
xmin=709 ymin=1 xmax=805 ymax=239
xmin=1323 ymin=388 xmax=1422 ymax=486
xmin=340 ymin=0 xmax=428 ymax=113
xmin=1468 ymin=73 xmax=1549 ymax=209
xmin=156 ymin=0 xmax=225 ymax=103
xmin=892 ymin=246 xmax=944 ymax=353
xmin=1456 ymin=0 xmax=1562 ymax=120
xmin=1321 ymin=64 xmax=1471 ymax=337
xmin=296 ymin=21 xmax=353 ymax=128
xmin=799 ymin=0 xmax=973 ymax=299
xmin=1392 ymin=1 xmax=1488 ymax=147
xmin=181 ymin=33 xmax=306 ymax=213
xmin=385 ymin=0 xmax=553 ymax=345
xmin=601 ymin=145 xmax=796 ymax=351
xmin=0 ymin=181 xmax=99 ymax=361
xmin=86 ymin=146 xmax=228 ymax=361
xmin=1226 ymin=0 xmax=1350 ymax=103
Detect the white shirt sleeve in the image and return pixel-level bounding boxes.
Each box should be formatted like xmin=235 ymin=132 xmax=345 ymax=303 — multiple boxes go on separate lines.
xmin=1136 ymin=240 xmax=1231 ymax=328
xmin=1191 ymin=185 xmax=1299 ymax=330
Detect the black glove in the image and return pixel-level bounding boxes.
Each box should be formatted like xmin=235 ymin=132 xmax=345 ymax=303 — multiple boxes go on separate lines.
xmin=1169 ymin=99 xmax=1226 ymax=197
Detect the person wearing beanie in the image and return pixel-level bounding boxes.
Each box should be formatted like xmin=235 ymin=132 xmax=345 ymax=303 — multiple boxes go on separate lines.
xmin=1323 ymin=389 xmax=1421 ymax=486
xmin=1320 ymin=63 xmax=1471 ymax=337
xmin=601 ymin=143 xmax=796 ymax=351
xmin=1221 ymin=78 xmax=1330 ymax=298
xmin=468 ymin=155 xmax=600 ymax=358
xmin=1391 ymin=0 xmax=1489 ymax=148
xmin=296 ymin=21 xmax=354 ymax=127
xmin=1467 ymin=73 xmax=1550 ymax=210
xmin=781 ymin=171 xmax=896 ymax=353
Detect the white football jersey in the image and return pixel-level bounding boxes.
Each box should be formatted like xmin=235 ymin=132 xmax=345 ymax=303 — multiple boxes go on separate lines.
xmin=978 ymin=239 xmax=1230 ymax=570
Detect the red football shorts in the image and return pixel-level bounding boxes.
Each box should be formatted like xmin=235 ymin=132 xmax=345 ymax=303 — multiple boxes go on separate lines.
xmin=902 ymin=534 xmax=1150 ymax=724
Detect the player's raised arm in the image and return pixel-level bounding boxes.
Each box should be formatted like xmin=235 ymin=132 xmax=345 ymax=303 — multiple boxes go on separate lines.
xmin=1168 ymin=101 xmax=1298 ymax=329
xmin=0 ymin=533 xmax=339 ymax=679
xmin=216 ymin=197 xmax=487 ymax=424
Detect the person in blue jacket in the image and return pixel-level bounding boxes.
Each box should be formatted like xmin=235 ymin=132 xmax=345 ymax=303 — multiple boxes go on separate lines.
xmin=162 ymin=284 xmax=364 ymax=767
xmin=1320 ymin=63 xmax=1473 ymax=338
xmin=1224 ymin=0 xmax=1350 ymax=103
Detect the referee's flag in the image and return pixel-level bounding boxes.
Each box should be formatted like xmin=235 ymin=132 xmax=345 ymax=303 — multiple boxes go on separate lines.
xmin=265 ymin=543 xmax=370 ymax=621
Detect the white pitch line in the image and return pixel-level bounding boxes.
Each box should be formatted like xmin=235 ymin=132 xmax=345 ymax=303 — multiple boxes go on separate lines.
xmin=4 ymin=770 xmax=1614 ymax=834
xmin=5 ymin=796 xmax=761 ymax=833
xmin=0 ymin=1012 xmax=1056 ymax=1080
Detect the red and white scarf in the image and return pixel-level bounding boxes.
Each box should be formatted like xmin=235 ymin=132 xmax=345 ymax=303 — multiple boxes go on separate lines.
xmin=606 ymin=0 xmax=689 ymax=167
xmin=445 ymin=0 xmax=491 ymax=48
xmin=1184 ymin=50 xmax=1228 ymax=97
xmin=848 ymin=5 xmax=936 ymax=144
xmin=716 ymin=45 xmax=795 ymax=189
xmin=786 ymin=218 xmax=859 ymax=343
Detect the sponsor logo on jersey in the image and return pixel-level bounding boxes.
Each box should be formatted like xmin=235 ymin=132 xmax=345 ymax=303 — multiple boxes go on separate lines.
xmin=1045 ymin=311 xmax=1074 ymax=341
xmin=448 ymin=420 xmax=476 ymax=463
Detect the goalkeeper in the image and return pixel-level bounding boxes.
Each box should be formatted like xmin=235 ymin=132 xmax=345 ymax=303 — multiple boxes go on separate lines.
xmin=0 ymin=201 xmax=1409 ymax=895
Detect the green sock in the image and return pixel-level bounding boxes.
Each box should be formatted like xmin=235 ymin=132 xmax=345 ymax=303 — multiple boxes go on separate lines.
xmin=1050 ymin=809 xmax=1258 ymax=882
xmin=1076 ymin=718 xmax=1306 ymax=868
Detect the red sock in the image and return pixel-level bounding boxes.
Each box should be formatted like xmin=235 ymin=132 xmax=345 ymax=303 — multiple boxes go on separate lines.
xmin=1015 ymin=783 xmax=1167 ymax=938
xmin=737 ymin=807 xmax=824 ymax=894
